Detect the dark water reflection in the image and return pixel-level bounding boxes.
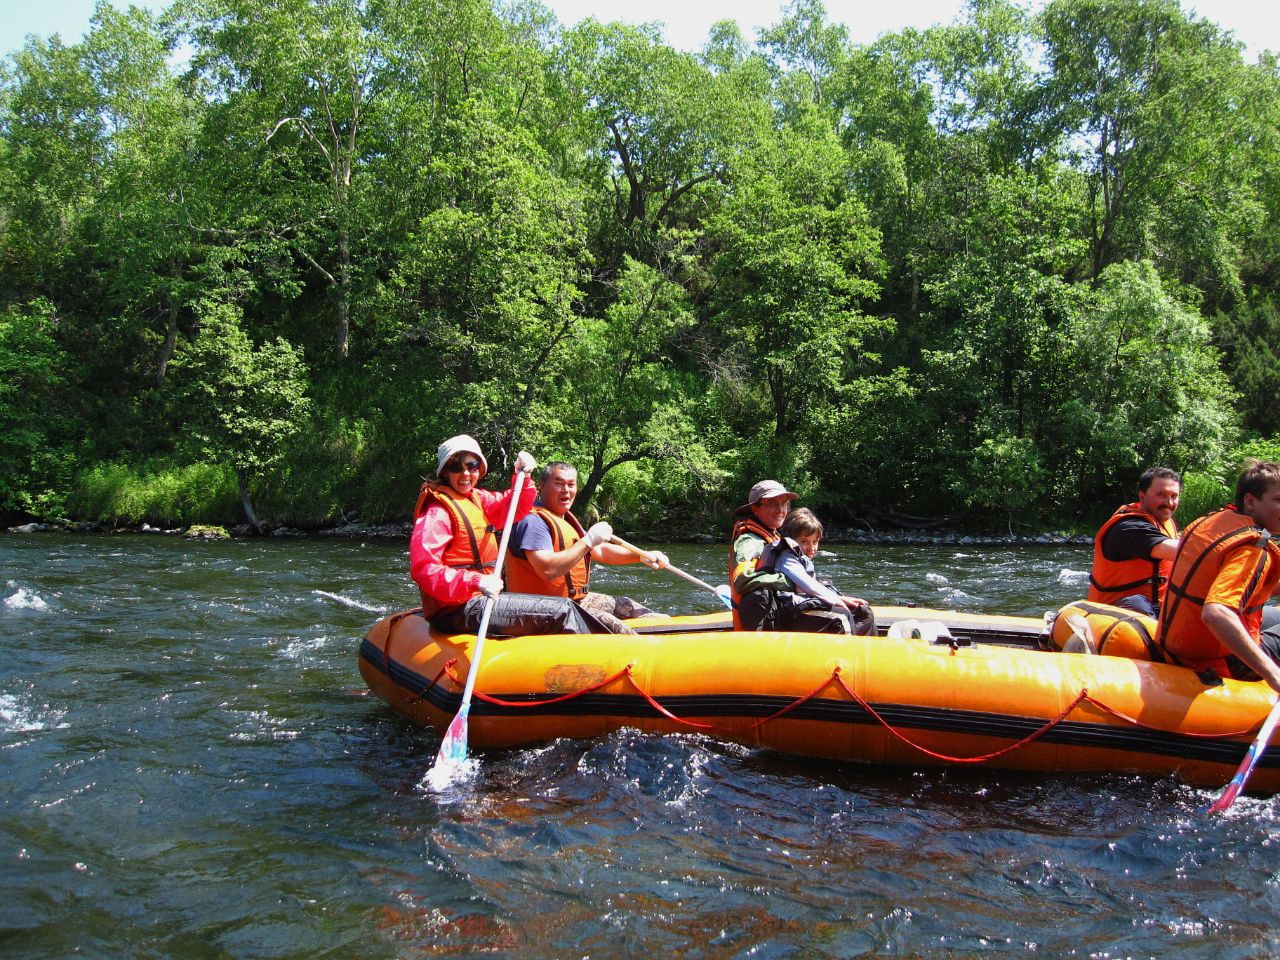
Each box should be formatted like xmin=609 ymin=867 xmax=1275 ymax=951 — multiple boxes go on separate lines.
xmin=3 ymin=533 xmax=1279 ymax=958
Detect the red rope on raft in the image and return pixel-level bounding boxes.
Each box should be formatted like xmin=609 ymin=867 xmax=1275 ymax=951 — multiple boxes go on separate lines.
xmin=832 ymin=669 xmax=1090 ymax=763
xmin=1078 ymin=691 xmax=1263 ymax=740
xmin=382 ymin=609 xmax=421 ymax=671
xmin=425 ymin=652 xmax=1265 ymax=759
xmin=441 ymin=661 xmax=715 ymax=728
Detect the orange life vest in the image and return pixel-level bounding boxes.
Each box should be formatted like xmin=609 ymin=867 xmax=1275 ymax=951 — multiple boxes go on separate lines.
xmin=503 ymin=507 xmax=592 ymax=600
xmin=412 ymin=481 xmax=498 ymax=617
xmin=1157 ymin=506 xmax=1280 ymax=676
xmin=728 ymin=516 xmax=779 ymax=630
xmin=1051 ymin=599 xmax=1161 ymax=662
xmin=1087 ymin=502 xmax=1178 ymax=610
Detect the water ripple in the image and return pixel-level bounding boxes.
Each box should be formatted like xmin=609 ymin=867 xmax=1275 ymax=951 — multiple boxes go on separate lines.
xmin=4 ymin=533 xmax=1280 ymax=958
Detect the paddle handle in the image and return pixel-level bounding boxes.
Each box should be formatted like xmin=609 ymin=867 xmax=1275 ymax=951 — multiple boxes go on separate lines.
xmin=608 ymin=534 xmax=725 ymax=597
xmin=1204 ymin=694 xmax=1280 ymax=814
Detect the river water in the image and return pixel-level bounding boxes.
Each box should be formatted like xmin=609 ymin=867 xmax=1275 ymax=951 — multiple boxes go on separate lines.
xmin=3 ymin=533 xmax=1278 ymax=958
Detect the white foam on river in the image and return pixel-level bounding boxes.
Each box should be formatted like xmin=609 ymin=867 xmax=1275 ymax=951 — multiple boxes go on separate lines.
xmin=0 ymin=692 xmax=68 ymax=735
xmin=312 ymin=589 xmax=384 ymax=613
xmin=4 ymin=584 xmax=48 ymax=611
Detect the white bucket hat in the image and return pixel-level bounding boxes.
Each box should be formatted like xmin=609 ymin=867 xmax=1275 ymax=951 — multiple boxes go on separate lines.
xmin=436 ymin=434 xmax=488 ymax=477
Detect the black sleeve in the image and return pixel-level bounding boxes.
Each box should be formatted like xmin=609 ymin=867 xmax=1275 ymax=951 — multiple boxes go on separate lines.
xmin=1100 ymin=517 xmax=1167 ymax=562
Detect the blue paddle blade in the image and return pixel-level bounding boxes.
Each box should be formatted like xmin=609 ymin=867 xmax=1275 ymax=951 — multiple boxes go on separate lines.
xmin=715 ymin=584 xmax=732 ymax=609
xmin=434 ymin=702 xmax=472 ymax=769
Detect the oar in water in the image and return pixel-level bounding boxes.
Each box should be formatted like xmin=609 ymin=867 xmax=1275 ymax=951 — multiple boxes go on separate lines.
xmin=1202 ymin=695 xmax=1280 ymax=814
xmin=609 ymin=535 xmax=732 ymax=610
xmin=431 ymin=468 xmax=529 ymax=779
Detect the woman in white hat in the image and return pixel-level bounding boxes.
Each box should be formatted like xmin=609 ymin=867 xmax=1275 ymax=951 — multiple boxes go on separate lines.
xmin=410 ymin=435 xmax=604 ymax=635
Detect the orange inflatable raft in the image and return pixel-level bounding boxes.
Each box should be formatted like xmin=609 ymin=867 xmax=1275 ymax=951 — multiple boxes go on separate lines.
xmin=359 ymin=605 xmax=1280 ymax=793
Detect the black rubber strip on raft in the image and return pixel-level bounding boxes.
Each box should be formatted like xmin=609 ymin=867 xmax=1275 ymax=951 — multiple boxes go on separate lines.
xmin=358 ymin=638 xmax=1275 ymax=770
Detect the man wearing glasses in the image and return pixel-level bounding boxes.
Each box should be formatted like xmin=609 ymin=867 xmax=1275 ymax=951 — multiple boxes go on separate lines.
xmin=410 ymin=435 xmax=604 ymax=636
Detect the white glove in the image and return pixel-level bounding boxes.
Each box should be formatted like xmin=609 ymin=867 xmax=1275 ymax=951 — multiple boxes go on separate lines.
xmin=514 ymin=450 xmax=537 ymax=474
xmin=584 ymin=521 xmax=613 ymax=548
xmin=477 ymin=574 xmax=504 ymax=599
xmin=644 ymin=550 xmax=669 ymax=570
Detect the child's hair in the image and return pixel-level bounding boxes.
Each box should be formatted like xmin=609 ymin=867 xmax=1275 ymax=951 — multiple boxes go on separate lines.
xmin=1235 ymin=458 xmax=1280 ymax=510
xmin=781 ymin=507 xmax=824 ymax=540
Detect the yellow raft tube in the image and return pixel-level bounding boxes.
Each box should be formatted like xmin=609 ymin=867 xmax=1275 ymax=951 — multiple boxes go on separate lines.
xmin=359 ymin=605 xmax=1280 ymax=793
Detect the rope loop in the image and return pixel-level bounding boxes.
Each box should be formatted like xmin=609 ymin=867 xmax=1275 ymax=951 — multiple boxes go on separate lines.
xmin=832 ymin=673 xmax=1091 ymax=764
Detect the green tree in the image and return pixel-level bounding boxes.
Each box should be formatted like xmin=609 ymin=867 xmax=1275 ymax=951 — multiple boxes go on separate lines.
xmin=1036 ymin=0 xmax=1263 ymax=295
xmin=964 ymin=434 xmax=1046 ymax=534
xmin=168 ymin=300 xmax=310 ymax=531
xmin=1054 ymin=260 xmax=1238 ymax=502
xmin=561 ymin=19 xmax=750 ymax=276
xmin=81 ymin=3 xmax=200 ymax=389
xmin=543 ymin=249 xmax=708 ymax=513
xmin=371 ymin=101 xmax=588 ymax=472
xmin=0 ymin=33 xmax=105 ymax=303
xmin=1214 ymin=295 xmax=1280 ymax=436
xmin=179 ymin=0 xmax=386 ymax=359
xmin=0 ymin=299 xmax=73 ymax=516
xmin=709 ymin=114 xmax=887 ymax=440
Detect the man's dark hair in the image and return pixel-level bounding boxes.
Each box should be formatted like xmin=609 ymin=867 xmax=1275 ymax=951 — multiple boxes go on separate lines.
xmin=539 ymin=461 xmax=576 ymax=486
xmin=1138 ymin=466 xmax=1181 ymax=493
xmin=1234 ymin=459 xmax=1280 ymax=510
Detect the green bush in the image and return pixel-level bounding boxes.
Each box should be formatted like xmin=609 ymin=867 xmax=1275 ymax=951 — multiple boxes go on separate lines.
xmin=68 ymin=461 xmax=240 ymax=526
xmin=1181 ymin=436 xmax=1280 ymax=523
xmin=1177 ymin=472 xmax=1230 ymax=525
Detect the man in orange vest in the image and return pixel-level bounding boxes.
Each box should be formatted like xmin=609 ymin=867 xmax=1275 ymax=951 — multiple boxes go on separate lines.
xmin=1158 ymin=459 xmax=1280 ymax=691
xmin=505 ymin=461 xmax=670 ymax=633
xmin=1088 ymin=466 xmax=1181 ymax=617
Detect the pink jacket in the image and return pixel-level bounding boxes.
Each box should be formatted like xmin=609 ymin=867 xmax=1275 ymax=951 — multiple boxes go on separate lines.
xmin=409 ymin=476 xmax=535 ymax=610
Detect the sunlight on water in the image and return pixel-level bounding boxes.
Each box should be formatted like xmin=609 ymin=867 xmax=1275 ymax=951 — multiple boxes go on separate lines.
xmin=0 ymin=690 xmax=68 ymax=734
xmin=313 ymin=588 xmax=385 ymax=614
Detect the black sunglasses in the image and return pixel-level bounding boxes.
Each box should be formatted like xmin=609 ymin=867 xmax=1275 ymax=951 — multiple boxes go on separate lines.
xmin=445 ymin=458 xmax=483 ymax=474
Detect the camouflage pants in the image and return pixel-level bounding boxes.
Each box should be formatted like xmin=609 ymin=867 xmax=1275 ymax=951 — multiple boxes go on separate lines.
xmin=579 ymin=592 xmax=653 ymax=635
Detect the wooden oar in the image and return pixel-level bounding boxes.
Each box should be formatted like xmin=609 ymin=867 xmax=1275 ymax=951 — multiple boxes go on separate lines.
xmin=609 ymin=535 xmax=732 ymax=609
xmin=431 ymin=468 xmax=529 ymax=778
xmin=1203 ymin=695 xmax=1280 ymax=814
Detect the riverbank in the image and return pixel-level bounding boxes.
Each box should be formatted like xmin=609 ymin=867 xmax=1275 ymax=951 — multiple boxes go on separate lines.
xmin=5 ymin=517 xmax=1092 ymax=547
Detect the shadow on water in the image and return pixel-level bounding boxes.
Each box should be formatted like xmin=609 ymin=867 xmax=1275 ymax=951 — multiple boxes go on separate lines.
xmin=3 ymin=534 xmax=1280 ymax=958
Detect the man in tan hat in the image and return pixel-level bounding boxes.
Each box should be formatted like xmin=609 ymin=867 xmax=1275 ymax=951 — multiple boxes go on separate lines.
xmin=728 ymin=480 xmax=854 ymax=633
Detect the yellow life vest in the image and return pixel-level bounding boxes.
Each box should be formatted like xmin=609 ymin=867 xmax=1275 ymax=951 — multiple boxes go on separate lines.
xmin=1157 ymin=506 xmax=1280 ymax=677
xmin=1087 ymin=502 xmax=1178 ymax=610
xmin=728 ymin=516 xmax=779 ymax=631
xmin=1051 ymin=600 xmax=1160 ymax=661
